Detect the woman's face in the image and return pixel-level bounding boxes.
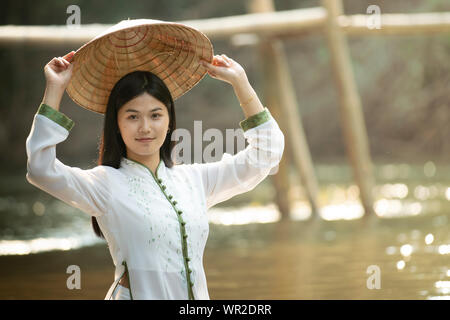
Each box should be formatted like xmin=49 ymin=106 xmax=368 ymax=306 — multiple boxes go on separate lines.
xmin=117 ymin=92 xmax=170 ymax=160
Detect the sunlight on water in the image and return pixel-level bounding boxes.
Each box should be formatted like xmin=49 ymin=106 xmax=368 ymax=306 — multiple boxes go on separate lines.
xmin=1 ymin=178 xmax=446 ymax=255
xmin=438 ymin=244 xmax=450 ymax=255
xmin=396 ymin=260 xmax=406 ymax=270
xmin=1 ymin=158 xmax=448 ymax=298
xmin=209 ymin=200 xmax=369 ymax=224
xmin=400 ymin=244 xmax=413 ymax=257
xmin=378 ymin=183 xmax=409 ymax=199
xmin=208 ymin=204 xmax=281 ymax=225
xmin=0 ymin=235 xmax=101 ymax=256
xmin=427 ymin=296 xmax=450 ymax=300
xmin=290 ymin=201 xmax=312 ymax=220
xmin=431 ymin=281 xmax=450 ymax=298
xmin=414 ymin=185 xmax=439 ymax=200
xmin=320 ymin=202 xmax=364 ymax=220
xmin=425 ymin=233 xmax=434 ymax=245
xmin=374 ymin=199 xmax=423 ymax=217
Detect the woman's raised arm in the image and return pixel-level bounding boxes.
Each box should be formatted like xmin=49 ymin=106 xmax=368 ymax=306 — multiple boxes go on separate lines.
xmin=26 ymin=52 xmax=111 ymax=217
xmin=191 ymin=107 xmax=285 ymax=209
xmin=191 ymin=55 xmax=285 ymax=209
xmin=42 ymin=51 xmax=75 ymax=111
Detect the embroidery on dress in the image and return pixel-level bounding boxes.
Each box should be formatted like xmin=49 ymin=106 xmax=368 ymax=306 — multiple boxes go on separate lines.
xmin=127 ymin=176 xmax=152 ymax=214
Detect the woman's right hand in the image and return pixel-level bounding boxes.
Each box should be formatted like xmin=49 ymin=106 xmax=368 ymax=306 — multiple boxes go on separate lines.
xmin=44 ymin=51 xmax=76 ymax=90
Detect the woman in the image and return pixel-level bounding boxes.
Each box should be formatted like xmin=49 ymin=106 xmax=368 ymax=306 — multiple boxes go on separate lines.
xmin=26 ymin=50 xmax=285 ymax=300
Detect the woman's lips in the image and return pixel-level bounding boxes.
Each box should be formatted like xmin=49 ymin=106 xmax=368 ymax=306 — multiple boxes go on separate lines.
xmin=136 ymin=138 xmax=155 ymax=142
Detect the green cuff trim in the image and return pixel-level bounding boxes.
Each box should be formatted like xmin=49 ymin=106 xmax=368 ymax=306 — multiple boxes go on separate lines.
xmin=239 ymin=107 xmax=271 ymax=132
xmin=37 ymin=103 xmax=74 ymax=132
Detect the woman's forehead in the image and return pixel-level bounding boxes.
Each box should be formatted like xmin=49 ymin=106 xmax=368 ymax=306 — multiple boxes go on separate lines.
xmin=121 ymin=93 xmax=167 ymax=113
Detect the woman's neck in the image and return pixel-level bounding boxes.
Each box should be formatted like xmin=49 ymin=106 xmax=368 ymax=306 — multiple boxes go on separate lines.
xmin=126 ymin=152 xmax=160 ymax=175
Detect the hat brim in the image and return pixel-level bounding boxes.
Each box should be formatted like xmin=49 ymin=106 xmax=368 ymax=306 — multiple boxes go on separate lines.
xmin=66 ymin=19 xmax=214 ymax=114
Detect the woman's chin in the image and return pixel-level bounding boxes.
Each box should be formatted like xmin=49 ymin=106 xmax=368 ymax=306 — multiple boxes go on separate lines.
xmin=136 ymin=150 xmax=156 ymax=157
xmin=127 ymin=147 xmax=158 ymax=157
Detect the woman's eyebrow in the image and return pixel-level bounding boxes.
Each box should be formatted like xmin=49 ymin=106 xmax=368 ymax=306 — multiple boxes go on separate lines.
xmin=125 ymin=107 xmax=163 ymax=113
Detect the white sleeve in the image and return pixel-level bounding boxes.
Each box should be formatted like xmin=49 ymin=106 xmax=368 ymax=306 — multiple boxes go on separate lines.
xmin=191 ymin=107 xmax=285 ymax=209
xmin=25 ymin=103 xmax=111 ymax=217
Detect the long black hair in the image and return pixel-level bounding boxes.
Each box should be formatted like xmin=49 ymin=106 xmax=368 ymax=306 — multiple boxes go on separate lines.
xmin=92 ymin=70 xmax=177 ymax=239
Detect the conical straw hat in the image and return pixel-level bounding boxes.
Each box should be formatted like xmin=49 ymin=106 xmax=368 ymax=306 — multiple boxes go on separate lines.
xmin=66 ymin=18 xmax=214 ymax=114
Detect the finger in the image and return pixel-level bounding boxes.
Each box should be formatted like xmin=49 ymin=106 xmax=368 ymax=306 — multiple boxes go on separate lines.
xmin=201 ymin=61 xmax=216 ymax=75
xmin=214 ymin=55 xmax=230 ymax=67
xmin=58 ymin=58 xmax=70 ymax=70
xmin=202 ymin=57 xmax=229 ymax=73
xmin=57 ymin=57 xmax=68 ymax=68
xmin=59 ymin=57 xmax=69 ymax=65
xmin=62 ymin=57 xmax=71 ymax=67
xmin=52 ymin=57 xmax=63 ymax=68
xmin=203 ymin=61 xmax=226 ymax=74
xmin=221 ymin=54 xmax=233 ymax=65
xmin=63 ymin=51 xmax=75 ymax=62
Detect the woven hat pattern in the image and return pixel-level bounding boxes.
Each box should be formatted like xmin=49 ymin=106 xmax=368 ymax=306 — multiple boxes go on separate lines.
xmin=66 ymin=19 xmax=214 ymax=114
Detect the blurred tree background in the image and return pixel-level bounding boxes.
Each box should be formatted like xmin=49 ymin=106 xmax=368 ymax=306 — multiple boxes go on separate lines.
xmin=1 ymin=0 xmax=449 ymax=173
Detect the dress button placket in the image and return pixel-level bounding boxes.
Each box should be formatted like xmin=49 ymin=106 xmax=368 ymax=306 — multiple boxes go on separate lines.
xmin=126 ymin=158 xmax=195 ymax=300
xmin=155 ymin=176 xmax=194 ymax=300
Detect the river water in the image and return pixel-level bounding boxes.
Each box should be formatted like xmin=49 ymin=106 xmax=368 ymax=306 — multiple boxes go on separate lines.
xmin=0 ymin=161 xmax=448 ymax=299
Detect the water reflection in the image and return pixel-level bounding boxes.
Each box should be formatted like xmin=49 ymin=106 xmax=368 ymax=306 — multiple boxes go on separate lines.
xmin=379 ymin=183 xmax=408 ymax=199
xmin=208 ymin=204 xmax=280 ymax=225
xmin=438 ymin=244 xmax=450 ymax=255
xmin=400 ymin=244 xmax=413 ymax=257
xmin=320 ymin=202 xmax=364 ymax=220
xmin=0 ymin=235 xmax=100 ymax=255
xmin=0 ymin=161 xmax=448 ymax=299
xmin=425 ymin=233 xmax=434 ymax=245
xmin=204 ymin=210 xmax=449 ymax=299
xmin=396 ymin=260 xmax=406 ymax=270
xmin=435 ymin=281 xmax=450 ymax=293
xmin=205 ymin=212 xmax=449 ymax=299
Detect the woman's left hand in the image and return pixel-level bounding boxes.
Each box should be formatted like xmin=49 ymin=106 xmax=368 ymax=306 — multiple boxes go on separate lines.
xmin=201 ymin=54 xmax=247 ymax=86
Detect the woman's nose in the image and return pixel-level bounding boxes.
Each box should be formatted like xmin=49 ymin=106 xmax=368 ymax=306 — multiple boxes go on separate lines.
xmin=139 ymin=118 xmax=152 ymax=132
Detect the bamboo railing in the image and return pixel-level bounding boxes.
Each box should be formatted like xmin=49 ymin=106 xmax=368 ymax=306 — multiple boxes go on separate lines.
xmin=2 ymin=8 xmax=450 ymax=45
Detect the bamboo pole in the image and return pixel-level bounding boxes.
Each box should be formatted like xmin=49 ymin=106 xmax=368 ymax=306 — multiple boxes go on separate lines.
xmin=3 ymin=10 xmax=450 ymax=46
xmin=320 ymin=0 xmax=376 ymax=217
xmin=340 ymin=12 xmax=450 ymax=35
xmin=248 ymin=0 xmax=291 ymax=221
xmin=259 ymin=52 xmax=292 ymax=221
xmin=249 ymin=0 xmax=320 ymax=220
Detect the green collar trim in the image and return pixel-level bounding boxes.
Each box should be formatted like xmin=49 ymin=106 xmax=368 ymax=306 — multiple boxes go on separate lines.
xmin=124 ymin=157 xmax=163 ymax=179
xmin=37 ymin=103 xmax=74 ymax=132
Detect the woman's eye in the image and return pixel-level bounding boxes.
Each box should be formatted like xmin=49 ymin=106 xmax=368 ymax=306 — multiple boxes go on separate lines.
xmin=127 ymin=114 xmax=160 ymax=120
